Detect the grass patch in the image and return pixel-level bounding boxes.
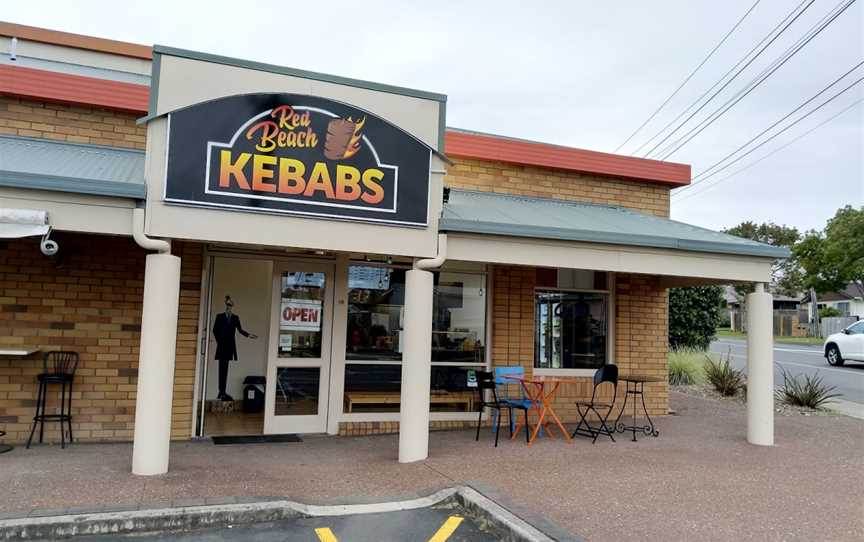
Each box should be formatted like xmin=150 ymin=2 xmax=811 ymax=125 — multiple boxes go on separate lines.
xmin=668 ymin=349 xmax=707 ymax=385
xmin=715 ymin=329 xmax=823 ymax=346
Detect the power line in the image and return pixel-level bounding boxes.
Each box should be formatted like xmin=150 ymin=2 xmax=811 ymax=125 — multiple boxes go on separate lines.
xmin=629 ymin=0 xmax=815 ymax=157
xmin=613 ymin=0 xmax=762 ymax=153
xmin=685 ymin=60 xmax=863 ymax=183
xmin=672 ymin=98 xmax=864 ymax=203
xmin=672 ymin=75 xmax=864 ymax=199
xmin=655 ymin=0 xmax=858 ymax=160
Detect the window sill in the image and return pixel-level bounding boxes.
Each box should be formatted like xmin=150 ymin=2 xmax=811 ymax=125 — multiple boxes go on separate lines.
xmin=533 ymin=368 xmax=597 ymax=378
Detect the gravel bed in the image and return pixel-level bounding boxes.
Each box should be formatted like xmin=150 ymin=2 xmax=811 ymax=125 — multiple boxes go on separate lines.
xmin=672 ymin=383 xmax=840 ymax=416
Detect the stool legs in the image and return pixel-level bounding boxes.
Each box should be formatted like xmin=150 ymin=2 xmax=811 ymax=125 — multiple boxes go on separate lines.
xmin=26 ymin=380 xmax=45 ymax=449
xmin=25 ymin=379 xmax=73 ymax=449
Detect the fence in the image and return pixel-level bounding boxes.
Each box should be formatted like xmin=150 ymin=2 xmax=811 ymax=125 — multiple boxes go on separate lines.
xmin=819 ymin=316 xmax=860 ymax=338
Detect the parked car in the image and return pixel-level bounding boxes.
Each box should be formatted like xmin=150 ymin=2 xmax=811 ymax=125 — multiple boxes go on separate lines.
xmin=824 ymin=320 xmax=864 ymax=366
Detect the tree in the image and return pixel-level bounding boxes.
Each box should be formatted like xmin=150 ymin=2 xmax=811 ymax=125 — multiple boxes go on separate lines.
xmin=792 ymin=206 xmax=864 ymax=297
xmin=669 ymin=286 xmax=724 ymax=351
xmin=723 ymin=221 xmax=800 ymax=295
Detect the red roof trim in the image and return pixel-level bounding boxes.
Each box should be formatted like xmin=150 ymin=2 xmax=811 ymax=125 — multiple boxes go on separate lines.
xmin=0 ymin=64 xmax=149 ymax=114
xmin=444 ymin=130 xmax=690 ymax=186
xmin=0 ymin=63 xmax=690 ymax=186
xmin=0 ymin=21 xmax=152 ymax=60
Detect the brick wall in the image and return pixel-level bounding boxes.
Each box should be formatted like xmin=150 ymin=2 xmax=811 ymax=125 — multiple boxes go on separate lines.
xmin=490 ymin=266 xmax=668 ymax=420
xmin=0 ymin=234 xmax=202 ymax=444
xmin=0 ymin=96 xmax=146 ymax=149
xmin=446 ymin=157 xmax=671 ymax=217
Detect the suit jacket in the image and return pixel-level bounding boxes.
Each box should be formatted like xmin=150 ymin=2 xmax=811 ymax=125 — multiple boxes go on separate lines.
xmin=212 ymin=312 xmax=249 ymax=361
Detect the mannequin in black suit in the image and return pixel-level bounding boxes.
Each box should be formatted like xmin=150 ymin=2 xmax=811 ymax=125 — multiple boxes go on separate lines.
xmin=212 ymin=296 xmax=257 ymax=401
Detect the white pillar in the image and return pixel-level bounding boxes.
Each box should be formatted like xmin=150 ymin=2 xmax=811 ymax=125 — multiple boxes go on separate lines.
xmin=398 ymin=268 xmax=434 ymax=463
xmin=746 ymin=283 xmax=774 ymax=446
xmin=132 ymin=253 xmax=182 ymax=475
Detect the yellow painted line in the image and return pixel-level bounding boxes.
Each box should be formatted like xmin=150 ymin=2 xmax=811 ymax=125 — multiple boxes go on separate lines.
xmin=428 ymin=515 xmax=464 ymax=542
xmin=315 ymin=527 xmax=338 ymax=542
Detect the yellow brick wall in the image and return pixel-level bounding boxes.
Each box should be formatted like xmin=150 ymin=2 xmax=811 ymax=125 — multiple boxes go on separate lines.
xmin=0 ymin=96 xmax=146 ymax=149
xmin=490 ymin=266 xmax=668 ymax=421
xmin=0 ymin=234 xmax=203 ymax=444
xmin=445 ymin=157 xmax=671 ymax=217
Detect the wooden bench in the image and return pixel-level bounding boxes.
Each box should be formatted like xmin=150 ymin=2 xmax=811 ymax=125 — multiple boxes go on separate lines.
xmin=344 ymin=391 xmax=473 ymax=413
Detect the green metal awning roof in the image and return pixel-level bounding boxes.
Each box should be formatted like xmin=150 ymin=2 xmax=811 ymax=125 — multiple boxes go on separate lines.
xmin=0 ymin=135 xmax=145 ymax=199
xmin=440 ymin=190 xmax=789 ymax=259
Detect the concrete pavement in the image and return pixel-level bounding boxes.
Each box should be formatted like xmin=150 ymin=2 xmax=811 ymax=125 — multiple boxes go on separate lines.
xmin=710 ymin=338 xmax=864 ymax=412
xmin=2 ymin=392 xmax=862 ymax=542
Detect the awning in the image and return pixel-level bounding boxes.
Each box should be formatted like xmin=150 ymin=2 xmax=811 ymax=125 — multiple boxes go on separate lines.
xmin=0 ymin=208 xmax=49 ymax=238
xmin=441 ymin=189 xmax=789 ymax=259
xmin=0 ymin=135 xmax=145 ymax=199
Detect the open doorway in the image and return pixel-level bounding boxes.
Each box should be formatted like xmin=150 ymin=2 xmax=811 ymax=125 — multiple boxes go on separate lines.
xmin=199 ymin=256 xmax=273 ymax=437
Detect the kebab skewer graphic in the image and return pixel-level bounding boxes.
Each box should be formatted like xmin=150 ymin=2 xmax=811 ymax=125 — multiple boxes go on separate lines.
xmin=324 ymin=116 xmax=366 ymax=160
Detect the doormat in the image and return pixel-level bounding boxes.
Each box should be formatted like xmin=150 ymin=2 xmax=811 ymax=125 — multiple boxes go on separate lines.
xmin=211 ymin=434 xmax=302 ymax=445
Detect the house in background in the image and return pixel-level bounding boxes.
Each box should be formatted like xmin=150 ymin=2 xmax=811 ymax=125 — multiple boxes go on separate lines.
xmin=725 ymin=285 xmax=804 ymax=336
xmin=801 ymin=283 xmax=864 ymax=319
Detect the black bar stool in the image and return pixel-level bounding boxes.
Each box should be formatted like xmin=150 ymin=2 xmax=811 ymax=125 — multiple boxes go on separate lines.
xmin=26 ymin=351 xmax=79 ymax=449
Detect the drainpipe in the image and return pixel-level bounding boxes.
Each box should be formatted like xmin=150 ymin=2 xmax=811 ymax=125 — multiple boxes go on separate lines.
xmin=130 ymin=205 xmax=181 ymax=475
xmin=399 ymin=234 xmax=447 ymax=463
xmin=132 ymin=206 xmax=170 ymax=253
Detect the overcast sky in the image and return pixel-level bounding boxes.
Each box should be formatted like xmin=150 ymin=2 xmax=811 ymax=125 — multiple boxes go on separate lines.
xmin=9 ymin=0 xmax=864 ymax=233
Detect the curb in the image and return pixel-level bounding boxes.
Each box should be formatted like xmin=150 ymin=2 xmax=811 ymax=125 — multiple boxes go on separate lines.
xmin=0 ymin=486 xmax=574 ymax=541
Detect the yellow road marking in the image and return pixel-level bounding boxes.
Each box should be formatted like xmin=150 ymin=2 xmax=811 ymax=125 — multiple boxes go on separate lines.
xmin=315 ymin=527 xmax=338 ymax=542
xmin=428 ymin=515 xmax=464 ymax=542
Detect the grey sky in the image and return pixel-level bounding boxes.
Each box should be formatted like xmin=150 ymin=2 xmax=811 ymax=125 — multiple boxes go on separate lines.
xmin=8 ymin=0 xmax=864 ymax=233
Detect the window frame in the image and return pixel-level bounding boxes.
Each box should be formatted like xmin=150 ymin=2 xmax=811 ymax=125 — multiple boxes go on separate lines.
xmin=533 ymin=272 xmax=615 ymax=377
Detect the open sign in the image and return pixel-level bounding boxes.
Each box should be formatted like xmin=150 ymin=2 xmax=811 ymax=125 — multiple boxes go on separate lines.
xmin=280 ymin=299 xmax=322 ymax=331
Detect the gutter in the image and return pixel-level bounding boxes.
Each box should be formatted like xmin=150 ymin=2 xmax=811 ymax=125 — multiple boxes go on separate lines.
xmin=132 ymin=206 xmax=170 ymax=254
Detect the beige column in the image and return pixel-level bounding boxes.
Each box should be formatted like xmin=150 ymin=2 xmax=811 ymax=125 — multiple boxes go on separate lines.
xmin=131 ymin=252 xmax=182 ymax=475
xmin=398 ymin=268 xmax=434 ymax=463
xmin=746 ymin=282 xmax=774 ymax=446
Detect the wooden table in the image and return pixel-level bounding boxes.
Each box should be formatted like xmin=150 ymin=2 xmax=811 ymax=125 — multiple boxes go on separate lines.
xmin=504 ymin=376 xmax=574 ymax=445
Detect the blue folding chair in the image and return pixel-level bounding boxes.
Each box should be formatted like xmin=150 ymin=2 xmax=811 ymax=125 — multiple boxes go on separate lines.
xmin=493 ymin=366 xmax=541 ymax=440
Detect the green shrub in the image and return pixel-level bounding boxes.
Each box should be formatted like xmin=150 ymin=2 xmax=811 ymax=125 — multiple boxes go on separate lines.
xmin=776 ymin=367 xmax=840 ymax=408
xmin=818 ymin=306 xmax=842 ymax=319
xmin=703 ymin=349 xmax=746 ymax=396
xmin=668 ymin=349 xmax=705 ymax=385
xmin=669 ymin=286 xmax=724 ymax=350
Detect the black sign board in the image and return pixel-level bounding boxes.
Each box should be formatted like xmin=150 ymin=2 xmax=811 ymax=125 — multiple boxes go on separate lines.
xmin=164 ymin=93 xmax=432 ymax=226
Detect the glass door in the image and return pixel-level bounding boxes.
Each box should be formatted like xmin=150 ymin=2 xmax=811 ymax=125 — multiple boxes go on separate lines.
xmin=263 ymin=262 xmax=334 ymax=434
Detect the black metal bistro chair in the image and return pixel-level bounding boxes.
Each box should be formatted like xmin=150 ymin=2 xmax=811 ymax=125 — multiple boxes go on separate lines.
xmin=571 ymin=364 xmax=619 ymax=444
xmin=475 ymin=370 xmax=530 ymax=446
xmin=27 ymin=351 xmax=79 ymax=449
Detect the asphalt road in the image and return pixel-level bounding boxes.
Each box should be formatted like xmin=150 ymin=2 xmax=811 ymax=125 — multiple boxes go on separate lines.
xmin=73 ymin=507 xmax=497 ymax=542
xmin=710 ymin=338 xmax=864 ymax=404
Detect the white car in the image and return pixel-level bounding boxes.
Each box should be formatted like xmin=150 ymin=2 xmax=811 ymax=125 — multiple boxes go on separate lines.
xmin=824 ymin=320 xmax=864 ymax=366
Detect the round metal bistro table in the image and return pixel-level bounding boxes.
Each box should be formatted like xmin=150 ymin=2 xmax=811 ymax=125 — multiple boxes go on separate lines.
xmin=0 ymin=431 xmax=11 ymax=454
xmin=614 ymin=374 xmax=662 ymax=442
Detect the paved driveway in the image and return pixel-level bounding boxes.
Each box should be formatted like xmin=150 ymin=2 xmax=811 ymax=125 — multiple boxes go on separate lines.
xmin=2 ymin=392 xmax=862 ymax=541
xmin=711 ymin=337 xmax=864 ymax=403
xmin=73 ymin=508 xmax=495 ymax=542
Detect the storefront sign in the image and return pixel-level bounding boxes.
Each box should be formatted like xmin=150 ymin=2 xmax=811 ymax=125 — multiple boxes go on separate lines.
xmin=280 ymin=299 xmax=323 ymax=332
xmin=164 ymin=93 xmax=432 ymax=226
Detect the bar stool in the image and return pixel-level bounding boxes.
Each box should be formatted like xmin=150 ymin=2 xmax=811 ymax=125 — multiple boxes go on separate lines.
xmin=26 ymin=351 xmax=79 ymax=449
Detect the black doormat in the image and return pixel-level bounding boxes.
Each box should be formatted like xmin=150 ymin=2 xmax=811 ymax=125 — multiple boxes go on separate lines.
xmin=211 ymin=434 xmax=301 ymax=445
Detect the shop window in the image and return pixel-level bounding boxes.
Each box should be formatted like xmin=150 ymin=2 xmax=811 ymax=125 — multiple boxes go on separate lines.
xmin=432 ymin=272 xmax=487 ymax=363
xmin=346 ymin=266 xmax=405 ymax=362
xmin=343 ymin=266 xmax=487 ymax=415
xmin=278 ymin=271 xmax=326 ymax=358
xmin=535 ymin=290 xmax=609 ymax=370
